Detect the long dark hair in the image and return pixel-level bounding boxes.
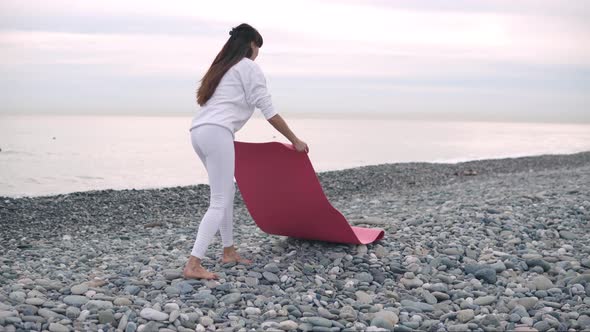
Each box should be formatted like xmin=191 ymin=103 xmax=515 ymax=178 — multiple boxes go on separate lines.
xmin=196 ymin=23 xmax=264 ymax=106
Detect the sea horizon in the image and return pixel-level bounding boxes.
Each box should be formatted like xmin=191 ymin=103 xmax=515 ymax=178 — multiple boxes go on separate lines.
xmin=2 ymin=111 xmax=589 ymax=125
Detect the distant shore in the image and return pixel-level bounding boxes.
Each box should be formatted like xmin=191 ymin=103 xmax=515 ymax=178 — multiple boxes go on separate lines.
xmin=1 ymin=150 xmax=589 ymax=237
xmin=3 ymin=150 xmax=590 ymax=201
xmin=1 ymin=151 xmax=589 ymax=331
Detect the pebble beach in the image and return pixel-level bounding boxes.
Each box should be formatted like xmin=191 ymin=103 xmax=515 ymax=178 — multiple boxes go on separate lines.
xmin=1 ymin=151 xmax=589 ymax=332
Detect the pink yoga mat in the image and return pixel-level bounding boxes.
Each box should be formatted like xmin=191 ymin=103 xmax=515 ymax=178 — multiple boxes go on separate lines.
xmin=233 ymin=141 xmax=385 ymax=245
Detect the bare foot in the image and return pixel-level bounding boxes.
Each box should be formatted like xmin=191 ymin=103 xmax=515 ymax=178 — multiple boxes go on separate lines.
xmin=221 ymin=247 xmax=253 ymax=264
xmin=183 ymin=265 xmax=219 ymax=280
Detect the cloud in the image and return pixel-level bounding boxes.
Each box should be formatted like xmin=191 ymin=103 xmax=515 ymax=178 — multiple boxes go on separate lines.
xmin=0 ymin=30 xmax=223 ymax=76
xmin=2 ymin=0 xmax=589 ymax=70
xmin=321 ymin=0 xmax=590 ymax=20
xmin=0 ymin=0 xmax=588 ymax=121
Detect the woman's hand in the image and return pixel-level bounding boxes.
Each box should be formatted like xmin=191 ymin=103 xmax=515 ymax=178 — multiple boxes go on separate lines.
xmin=293 ymin=138 xmax=309 ymax=153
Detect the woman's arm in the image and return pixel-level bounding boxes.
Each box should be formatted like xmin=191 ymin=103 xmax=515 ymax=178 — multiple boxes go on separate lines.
xmin=238 ymin=61 xmax=308 ymax=152
xmin=267 ymin=114 xmax=308 ymax=152
xmin=267 ymin=114 xmax=298 ymax=143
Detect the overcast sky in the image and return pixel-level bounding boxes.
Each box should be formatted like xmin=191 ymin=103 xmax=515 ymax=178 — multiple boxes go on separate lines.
xmin=0 ymin=0 xmax=588 ymax=122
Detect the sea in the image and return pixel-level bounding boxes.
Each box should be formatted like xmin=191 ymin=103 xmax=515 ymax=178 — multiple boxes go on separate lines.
xmin=1 ymin=113 xmax=589 ymax=198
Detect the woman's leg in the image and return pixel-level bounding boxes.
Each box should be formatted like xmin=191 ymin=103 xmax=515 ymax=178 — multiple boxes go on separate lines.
xmin=219 ymin=183 xmax=235 ymax=248
xmin=192 ymin=130 xmax=234 ymax=249
xmin=190 ymin=125 xmax=235 ymax=259
xmin=184 ymin=125 xmax=235 ymax=279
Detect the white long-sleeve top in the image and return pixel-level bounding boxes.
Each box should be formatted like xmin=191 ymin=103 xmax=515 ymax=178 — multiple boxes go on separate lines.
xmin=189 ymin=57 xmax=278 ymax=139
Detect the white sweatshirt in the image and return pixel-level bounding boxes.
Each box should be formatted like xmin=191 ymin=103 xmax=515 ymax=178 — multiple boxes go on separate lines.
xmin=189 ymin=57 xmax=278 ymax=139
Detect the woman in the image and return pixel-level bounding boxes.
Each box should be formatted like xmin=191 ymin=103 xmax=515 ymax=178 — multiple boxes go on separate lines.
xmin=184 ymin=23 xmax=309 ymax=280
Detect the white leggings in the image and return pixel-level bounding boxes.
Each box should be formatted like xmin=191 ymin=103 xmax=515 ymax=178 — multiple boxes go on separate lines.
xmin=189 ymin=124 xmax=236 ymax=259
